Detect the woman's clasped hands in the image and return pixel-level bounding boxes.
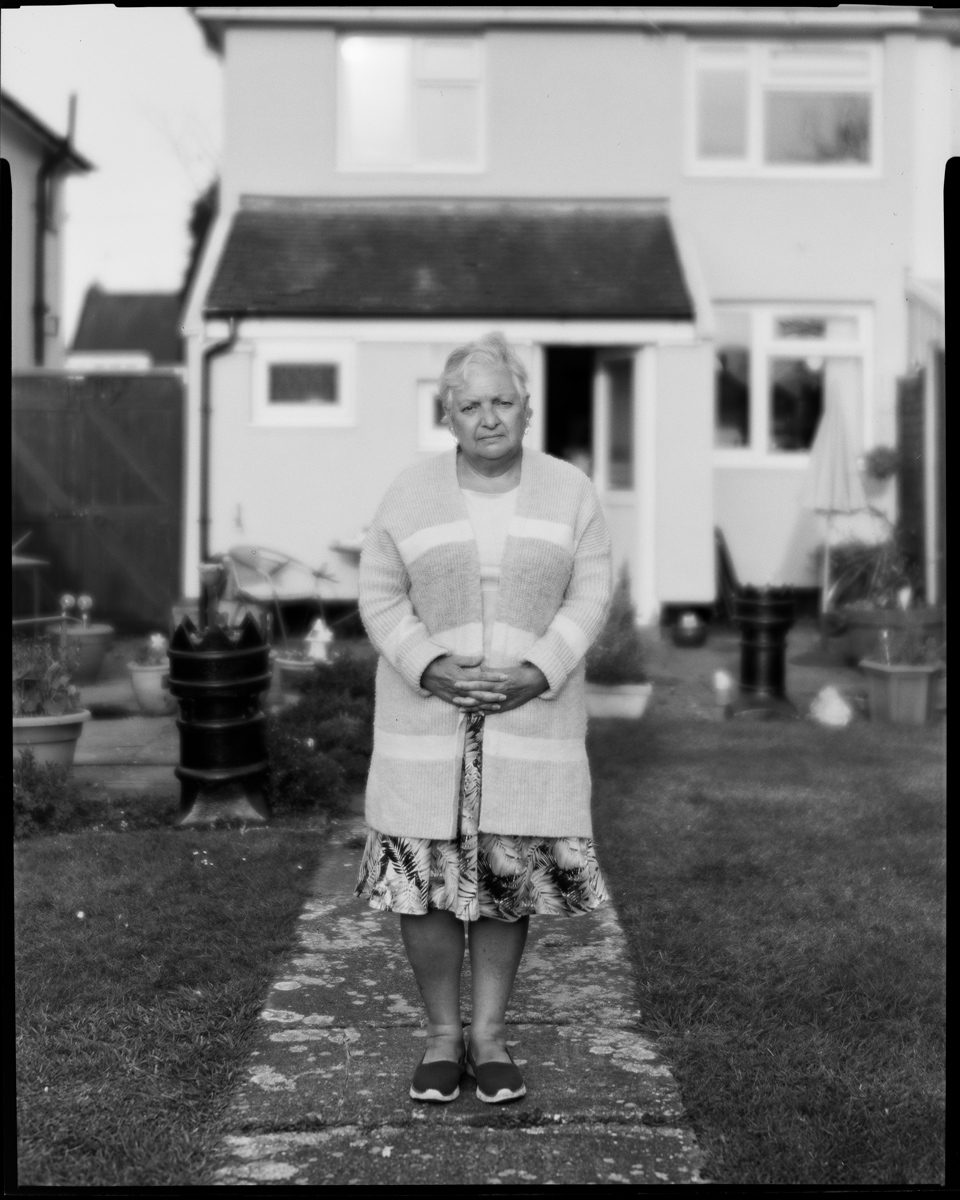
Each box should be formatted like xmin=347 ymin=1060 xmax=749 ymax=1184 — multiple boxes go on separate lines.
xmin=421 ymin=655 xmax=548 ymax=715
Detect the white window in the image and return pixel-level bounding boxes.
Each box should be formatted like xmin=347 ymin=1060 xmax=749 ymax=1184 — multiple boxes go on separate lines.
xmin=714 ymin=307 xmax=870 ymax=459
xmin=338 ymin=34 xmax=484 ymax=172
xmin=690 ymin=43 xmax=880 ymax=176
xmin=252 ymin=341 xmax=356 ymax=427
xmin=418 ymin=378 xmax=452 ymax=451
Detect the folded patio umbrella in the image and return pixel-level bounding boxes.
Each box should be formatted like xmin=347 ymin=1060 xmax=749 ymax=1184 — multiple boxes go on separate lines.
xmin=800 ymin=400 xmax=869 ymax=616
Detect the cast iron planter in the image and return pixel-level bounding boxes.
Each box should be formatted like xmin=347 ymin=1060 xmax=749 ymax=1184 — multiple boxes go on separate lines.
xmin=730 ymin=587 xmax=796 ymax=719
xmin=167 ymin=615 xmax=273 ymax=826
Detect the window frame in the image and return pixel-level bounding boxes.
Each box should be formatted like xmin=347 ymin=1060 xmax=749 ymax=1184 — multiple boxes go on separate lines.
xmin=687 ymin=41 xmax=882 ymax=178
xmin=417 ymin=378 xmax=453 ymax=450
xmin=251 ymin=339 xmax=357 ymax=428
xmin=712 ymin=305 xmax=872 ymax=466
xmin=337 ymin=32 xmax=486 ymax=174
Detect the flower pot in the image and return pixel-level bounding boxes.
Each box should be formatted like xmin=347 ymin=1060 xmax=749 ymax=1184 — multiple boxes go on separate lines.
xmin=860 ymin=659 xmax=944 ymax=726
xmin=585 ymin=682 xmax=652 ymax=719
xmin=275 ymin=654 xmax=320 ymax=692
xmin=128 ymin=662 xmax=177 ymax=716
xmin=62 ymin=623 xmax=115 ymax=683
xmin=13 ymin=709 xmax=91 ymax=768
xmin=841 ymin=608 xmax=944 ymax=667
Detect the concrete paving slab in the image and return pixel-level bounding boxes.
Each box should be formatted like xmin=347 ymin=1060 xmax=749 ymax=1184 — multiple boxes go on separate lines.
xmin=212 ymin=1121 xmax=703 ymax=1186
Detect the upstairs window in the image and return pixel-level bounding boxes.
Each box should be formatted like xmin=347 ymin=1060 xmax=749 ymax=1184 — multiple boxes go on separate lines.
xmin=690 ymin=43 xmax=880 ymax=175
xmin=338 ymin=34 xmax=483 ymax=172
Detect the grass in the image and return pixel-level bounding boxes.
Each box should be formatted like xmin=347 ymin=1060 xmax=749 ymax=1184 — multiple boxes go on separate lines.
xmin=13 ymin=633 xmax=945 ymax=1185
xmin=590 ymin=710 xmax=946 ymax=1186
xmin=14 ymin=818 xmax=326 ymax=1187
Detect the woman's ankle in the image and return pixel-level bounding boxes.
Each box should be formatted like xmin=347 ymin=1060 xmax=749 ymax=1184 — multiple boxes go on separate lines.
xmin=421 ymin=1023 xmax=464 ymax=1062
xmin=467 ymin=1025 xmax=512 ymax=1062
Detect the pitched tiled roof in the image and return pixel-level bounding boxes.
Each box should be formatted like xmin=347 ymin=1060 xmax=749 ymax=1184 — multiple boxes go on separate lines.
xmin=71 ymin=287 xmax=184 ymax=364
xmin=205 ymin=199 xmax=694 ymax=320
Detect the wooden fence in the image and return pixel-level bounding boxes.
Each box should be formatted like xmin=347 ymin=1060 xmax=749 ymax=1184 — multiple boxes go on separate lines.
xmin=12 ymin=372 xmax=184 ymax=631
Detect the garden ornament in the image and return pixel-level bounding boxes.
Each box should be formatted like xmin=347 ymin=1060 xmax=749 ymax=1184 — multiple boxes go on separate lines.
xmin=306 ymin=617 xmax=334 ymax=662
xmin=809 ymin=685 xmax=854 ymax=727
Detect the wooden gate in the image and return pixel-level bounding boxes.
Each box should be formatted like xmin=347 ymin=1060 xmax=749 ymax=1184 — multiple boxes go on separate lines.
xmin=12 ymin=372 xmax=184 ymax=631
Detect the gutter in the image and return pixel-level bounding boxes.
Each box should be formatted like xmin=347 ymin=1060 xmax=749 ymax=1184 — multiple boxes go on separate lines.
xmin=199 ymin=317 xmax=240 ymax=563
xmin=32 ymin=96 xmax=78 ymax=366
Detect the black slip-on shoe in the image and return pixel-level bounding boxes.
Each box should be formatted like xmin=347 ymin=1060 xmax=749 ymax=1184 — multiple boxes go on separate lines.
xmin=466 ymin=1046 xmax=526 ymax=1104
xmin=409 ymin=1050 xmax=466 ymax=1103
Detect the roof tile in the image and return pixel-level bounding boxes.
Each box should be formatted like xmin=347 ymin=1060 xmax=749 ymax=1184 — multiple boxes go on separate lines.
xmin=205 ymin=200 xmax=694 ymax=320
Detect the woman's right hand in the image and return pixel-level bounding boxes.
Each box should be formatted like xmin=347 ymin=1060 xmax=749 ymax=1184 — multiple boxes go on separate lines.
xmin=421 ymin=655 xmax=508 ymax=713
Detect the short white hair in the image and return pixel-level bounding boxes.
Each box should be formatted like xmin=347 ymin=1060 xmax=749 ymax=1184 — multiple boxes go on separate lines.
xmin=436 ymin=331 xmax=529 ymax=414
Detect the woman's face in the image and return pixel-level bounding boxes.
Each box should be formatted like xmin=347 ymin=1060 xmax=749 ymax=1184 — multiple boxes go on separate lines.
xmin=447 ymin=362 xmax=528 ymax=469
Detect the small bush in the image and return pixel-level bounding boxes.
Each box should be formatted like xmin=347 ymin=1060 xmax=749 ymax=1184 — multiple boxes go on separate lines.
xmin=586 ymin=564 xmax=648 ymax=685
xmin=265 ymin=641 xmax=376 ymax=815
xmin=14 ymin=751 xmax=91 ymax=838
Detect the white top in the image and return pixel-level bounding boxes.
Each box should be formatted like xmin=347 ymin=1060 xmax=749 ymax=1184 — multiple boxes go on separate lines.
xmin=460 ymin=485 xmax=519 ymax=660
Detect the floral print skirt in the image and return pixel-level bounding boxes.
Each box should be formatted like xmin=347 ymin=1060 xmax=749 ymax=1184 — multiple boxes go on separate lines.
xmin=354 ymin=711 xmax=609 ymax=923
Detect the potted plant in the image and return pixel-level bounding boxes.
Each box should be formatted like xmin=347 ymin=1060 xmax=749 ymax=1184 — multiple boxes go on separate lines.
xmin=58 ymin=594 xmax=115 ymax=683
xmin=585 ymin=564 xmax=652 ymax=718
xmin=128 ymin=632 xmax=177 ymax=715
xmin=824 ymin=529 xmax=945 ymax=666
xmin=13 ymin=636 xmax=91 ymax=767
xmin=859 ymin=606 xmax=945 ymax=726
xmin=274 ymin=618 xmax=336 ymax=693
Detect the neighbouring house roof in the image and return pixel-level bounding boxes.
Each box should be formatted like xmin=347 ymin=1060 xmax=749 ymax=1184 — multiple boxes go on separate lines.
xmin=71 ymin=286 xmax=185 ymax=364
xmin=205 ymin=199 xmax=695 ymax=321
xmin=0 ymin=89 xmax=93 ymax=172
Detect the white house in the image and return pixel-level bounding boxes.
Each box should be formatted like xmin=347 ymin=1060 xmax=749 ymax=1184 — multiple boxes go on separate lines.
xmin=1 ymin=89 xmax=92 ymax=370
xmin=183 ymin=5 xmax=956 ymax=620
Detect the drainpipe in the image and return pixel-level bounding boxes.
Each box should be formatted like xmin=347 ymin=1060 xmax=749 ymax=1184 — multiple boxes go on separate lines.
xmin=33 ymin=96 xmax=77 ymax=366
xmin=199 ymin=317 xmax=240 ymax=563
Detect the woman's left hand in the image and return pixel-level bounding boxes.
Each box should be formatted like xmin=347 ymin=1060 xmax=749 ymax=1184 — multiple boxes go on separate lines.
xmin=488 ymin=663 xmax=549 ymax=713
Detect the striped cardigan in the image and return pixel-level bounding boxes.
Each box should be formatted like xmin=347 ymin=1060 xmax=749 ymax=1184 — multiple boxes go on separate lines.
xmin=359 ymin=448 xmax=612 ymax=839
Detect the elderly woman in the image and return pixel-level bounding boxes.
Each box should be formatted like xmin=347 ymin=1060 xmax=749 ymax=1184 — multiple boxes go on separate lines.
xmin=355 ymin=331 xmax=612 ymax=1105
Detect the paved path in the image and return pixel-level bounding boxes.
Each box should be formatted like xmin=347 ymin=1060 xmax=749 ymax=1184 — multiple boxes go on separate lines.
xmin=207 ymin=823 xmax=705 ymax=1186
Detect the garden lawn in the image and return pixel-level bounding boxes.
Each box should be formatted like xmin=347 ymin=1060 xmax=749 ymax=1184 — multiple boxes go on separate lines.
xmin=14 ymin=819 xmax=326 ymax=1187
xmin=590 ymin=709 xmax=945 ymax=1187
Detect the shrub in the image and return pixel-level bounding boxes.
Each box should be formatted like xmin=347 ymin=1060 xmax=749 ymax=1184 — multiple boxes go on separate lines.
xmin=586 ymin=564 xmax=648 ymax=685
xmin=265 ymin=641 xmax=376 ymax=815
xmin=14 ymin=750 xmax=90 ymax=838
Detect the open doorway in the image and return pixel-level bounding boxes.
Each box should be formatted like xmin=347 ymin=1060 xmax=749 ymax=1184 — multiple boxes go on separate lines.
xmin=544 ymin=346 xmax=594 ymax=474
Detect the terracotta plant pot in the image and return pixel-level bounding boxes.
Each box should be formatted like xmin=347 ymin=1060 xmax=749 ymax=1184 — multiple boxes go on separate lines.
xmin=585 ymin=682 xmax=653 ymax=719
xmin=62 ymin=623 xmax=115 ymax=683
xmin=13 ymin=709 xmax=92 ymax=768
xmin=860 ymin=659 xmax=944 ymax=726
xmin=128 ymin=662 xmax=177 ymax=716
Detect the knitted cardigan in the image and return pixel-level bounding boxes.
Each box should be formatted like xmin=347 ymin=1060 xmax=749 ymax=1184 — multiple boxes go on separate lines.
xmin=359 ymin=448 xmax=612 ymax=839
